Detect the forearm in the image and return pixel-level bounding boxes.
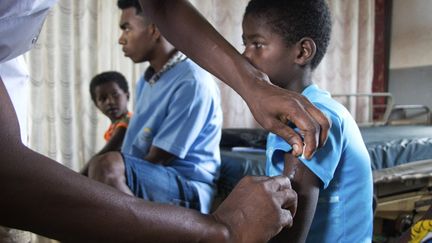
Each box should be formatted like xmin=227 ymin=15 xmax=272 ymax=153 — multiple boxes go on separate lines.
xmin=97 ymin=127 xmax=126 ymax=155
xmin=138 ymin=0 xmax=265 ymax=98
xmin=144 ymin=146 xmax=176 ymax=165
xmin=0 ymin=144 xmax=229 ymax=242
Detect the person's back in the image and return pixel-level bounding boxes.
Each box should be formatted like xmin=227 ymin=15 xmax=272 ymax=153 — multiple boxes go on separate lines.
xmin=241 ymin=0 xmax=373 ymax=241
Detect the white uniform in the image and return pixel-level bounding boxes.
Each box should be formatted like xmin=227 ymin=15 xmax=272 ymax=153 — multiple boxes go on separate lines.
xmin=0 ymin=1 xmax=57 ymax=242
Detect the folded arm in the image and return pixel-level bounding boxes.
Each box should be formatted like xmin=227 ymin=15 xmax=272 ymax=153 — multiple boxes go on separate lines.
xmin=144 ymin=145 xmax=176 ymax=165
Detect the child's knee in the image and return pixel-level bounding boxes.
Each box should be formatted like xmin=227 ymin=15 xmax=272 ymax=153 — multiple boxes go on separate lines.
xmin=89 ymin=152 xmax=124 ymax=179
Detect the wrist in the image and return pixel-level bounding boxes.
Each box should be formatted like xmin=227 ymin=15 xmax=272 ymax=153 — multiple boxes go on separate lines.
xmin=203 ymin=214 xmax=231 ymax=243
xmin=235 ymin=63 xmax=271 ymax=102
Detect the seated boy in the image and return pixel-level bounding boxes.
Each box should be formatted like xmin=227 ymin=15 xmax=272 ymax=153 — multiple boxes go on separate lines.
xmin=81 ymin=71 xmax=131 ymax=176
xmin=86 ymin=0 xmax=222 ymax=214
xmin=241 ymin=0 xmax=373 ymax=242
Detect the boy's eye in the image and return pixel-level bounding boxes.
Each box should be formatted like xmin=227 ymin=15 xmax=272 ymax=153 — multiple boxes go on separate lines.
xmin=253 ymin=42 xmax=263 ymax=49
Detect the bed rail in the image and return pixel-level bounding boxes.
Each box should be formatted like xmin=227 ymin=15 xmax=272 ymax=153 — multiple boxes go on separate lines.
xmin=332 ymin=92 xmax=394 ymax=126
xmin=388 ymin=104 xmax=431 ymax=125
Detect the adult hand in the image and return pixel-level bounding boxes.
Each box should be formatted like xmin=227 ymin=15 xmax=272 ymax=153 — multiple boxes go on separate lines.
xmin=212 ymin=176 xmax=297 ymax=243
xmin=244 ymin=74 xmax=330 ymax=159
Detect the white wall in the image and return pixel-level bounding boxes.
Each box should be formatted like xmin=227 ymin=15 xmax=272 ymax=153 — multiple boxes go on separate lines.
xmin=389 ymin=0 xmax=432 ymax=113
xmin=390 ymin=0 xmax=432 ymax=69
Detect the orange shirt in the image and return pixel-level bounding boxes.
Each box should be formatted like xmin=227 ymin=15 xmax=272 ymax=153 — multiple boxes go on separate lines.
xmin=104 ymin=112 xmax=132 ymax=142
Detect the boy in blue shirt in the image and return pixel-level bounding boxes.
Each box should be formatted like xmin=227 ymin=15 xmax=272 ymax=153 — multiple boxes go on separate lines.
xmin=86 ymin=0 xmax=222 ymax=214
xmin=241 ymin=0 xmax=373 ymax=241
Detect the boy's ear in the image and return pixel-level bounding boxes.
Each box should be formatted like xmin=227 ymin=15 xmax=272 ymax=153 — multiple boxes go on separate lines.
xmin=149 ymin=23 xmax=161 ymax=40
xmin=294 ymin=38 xmax=316 ymax=66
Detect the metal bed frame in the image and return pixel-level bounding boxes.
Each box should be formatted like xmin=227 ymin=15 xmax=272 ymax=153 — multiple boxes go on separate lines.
xmin=332 ymin=92 xmax=431 ymax=126
xmin=332 ymin=92 xmax=394 ymax=126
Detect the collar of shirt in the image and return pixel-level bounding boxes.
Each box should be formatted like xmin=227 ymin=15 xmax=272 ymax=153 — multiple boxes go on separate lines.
xmin=144 ymin=51 xmax=187 ymax=85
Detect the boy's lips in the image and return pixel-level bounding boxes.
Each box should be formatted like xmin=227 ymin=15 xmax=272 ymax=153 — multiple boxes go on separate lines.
xmin=107 ymin=108 xmax=119 ymax=115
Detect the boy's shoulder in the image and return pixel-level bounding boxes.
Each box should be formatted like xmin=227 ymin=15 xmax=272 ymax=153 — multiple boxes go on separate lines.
xmin=173 ymin=59 xmax=214 ymax=82
xmin=302 ymin=84 xmax=351 ymax=127
xmin=169 ymin=59 xmax=219 ymax=94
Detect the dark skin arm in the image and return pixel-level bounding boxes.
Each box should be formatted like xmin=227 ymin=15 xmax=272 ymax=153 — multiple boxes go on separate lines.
xmin=138 ymin=0 xmax=331 ymax=159
xmin=98 ymin=126 xmax=127 ymax=154
xmin=81 ymin=127 xmax=127 ymax=175
xmin=144 ymin=145 xmax=176 ymax=165
xmin=270 ymin=153 xmax=320 ymax=243
xmin=1 ymin=75 xmax=296 ymax=242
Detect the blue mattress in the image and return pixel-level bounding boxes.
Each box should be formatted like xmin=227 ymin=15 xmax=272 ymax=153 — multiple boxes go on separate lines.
xmin=360 ymin=125 xmax=432 ymax=170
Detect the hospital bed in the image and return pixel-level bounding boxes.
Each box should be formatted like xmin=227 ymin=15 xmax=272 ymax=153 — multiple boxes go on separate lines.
xmin=215 ymin=93 xmax=432 ymax=238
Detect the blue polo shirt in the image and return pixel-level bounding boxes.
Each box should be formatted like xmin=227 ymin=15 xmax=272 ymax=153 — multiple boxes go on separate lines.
xmin=267 ymin=84 xmax=373 ymax=242
xmin=122 ymin=59 xmax=222 ymax=212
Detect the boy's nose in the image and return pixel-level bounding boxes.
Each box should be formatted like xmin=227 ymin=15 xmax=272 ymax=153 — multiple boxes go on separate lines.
xmin=118 ymin=35 xmax=126 ymax=45
xmin=106 ymin=96 xmax=115 ymax=105
xmin=242 ymin=51 xmax=252 ymax=62
xmin=242 ymin=50 xmax=252 ymax=61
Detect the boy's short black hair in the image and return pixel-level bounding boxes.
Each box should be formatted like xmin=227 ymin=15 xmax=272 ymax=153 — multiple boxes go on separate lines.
xmin=89 ymin=71 xmax=129 ymax=103
xmin=117 ymin=0 xmax=142 ymax=14
xmin=245 ymin=0 xmax=332 ymax=69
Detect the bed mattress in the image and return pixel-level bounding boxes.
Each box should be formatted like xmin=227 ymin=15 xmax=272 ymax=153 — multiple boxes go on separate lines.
xmin=360 ymin=125 xmax=432 ymax=170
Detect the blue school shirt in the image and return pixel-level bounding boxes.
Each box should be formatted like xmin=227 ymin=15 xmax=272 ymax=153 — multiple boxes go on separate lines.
xmin=266 ymin=84 xmax=373 ymax=242
xmin=122 ymin=59 xmax=222 ymax=213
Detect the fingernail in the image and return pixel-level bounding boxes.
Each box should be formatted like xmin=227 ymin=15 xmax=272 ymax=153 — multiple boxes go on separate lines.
xmin=301 ymin=143 xmax=307 ymax=160
xmin=292 ymin=144 xmax=300 ymax=156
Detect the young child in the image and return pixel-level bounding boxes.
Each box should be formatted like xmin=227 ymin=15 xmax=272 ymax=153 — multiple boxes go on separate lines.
xmin=81 ymin=71 xmax=131 ymax=176
xmin=89 ymin=71 xmax=131 ymax=151
xmin=241 ymin=0 xmax=373 ymax=242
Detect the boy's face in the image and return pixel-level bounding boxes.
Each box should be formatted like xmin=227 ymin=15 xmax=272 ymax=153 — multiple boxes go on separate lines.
xmin=94 ymin=81 xmax=129 ymax=122
xmin=118 ymin=7 xmax=155 ymax=63
xmin=242 ymin=15 xmax=298 ymax=88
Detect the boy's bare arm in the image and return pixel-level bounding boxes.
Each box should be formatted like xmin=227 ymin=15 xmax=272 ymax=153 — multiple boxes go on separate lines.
xmin=138 ymin=0 xmax=330 ymax=159
xmin=98 ymin=127 xmax=127 ymax=154
xmin=144 ymin=145 xmax=176 ymax=165
xmin=271 ymin=153 xmax=320 ymax=243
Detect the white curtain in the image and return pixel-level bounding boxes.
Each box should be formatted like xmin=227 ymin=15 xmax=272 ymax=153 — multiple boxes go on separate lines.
xmin=314 ymin=1 xmax=375 ymax=122
xmin=27 ymin=0 xmax=145 ymax=171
